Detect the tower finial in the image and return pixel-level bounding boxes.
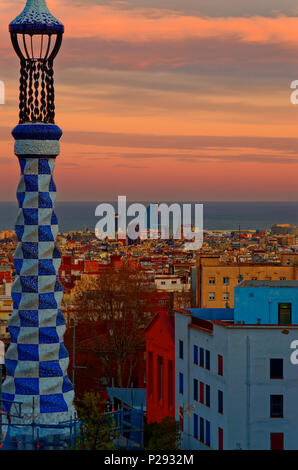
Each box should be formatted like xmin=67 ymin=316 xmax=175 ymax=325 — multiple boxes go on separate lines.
xmin=9 ymin=0 xmax=64 ymax=33
xmin=9 ymin=0 xmax=64 ymax=124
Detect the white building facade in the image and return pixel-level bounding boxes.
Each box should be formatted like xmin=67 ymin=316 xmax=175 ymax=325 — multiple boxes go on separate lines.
xmin=175 ymin=281 xmax=298 ymax=450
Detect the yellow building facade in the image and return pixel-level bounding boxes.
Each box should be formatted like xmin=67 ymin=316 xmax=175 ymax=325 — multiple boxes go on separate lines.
xmin=195 ymin=254 xmax=298 ymax=308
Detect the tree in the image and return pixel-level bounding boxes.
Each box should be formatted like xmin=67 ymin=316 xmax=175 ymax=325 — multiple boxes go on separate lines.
xmin=72 ymin=262 xmax=157 ymax=388
xmin=74 ymin=392 xmax=117 ymax=450
xmin=144 ymin=417 xmax=180 ymax=450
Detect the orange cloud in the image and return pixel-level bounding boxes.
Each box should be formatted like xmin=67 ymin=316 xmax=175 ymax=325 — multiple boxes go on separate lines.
xmin=1 ymin=1 xmax=298 ymax=201
xmin=2 ymin=2 xmax=298 ymax=44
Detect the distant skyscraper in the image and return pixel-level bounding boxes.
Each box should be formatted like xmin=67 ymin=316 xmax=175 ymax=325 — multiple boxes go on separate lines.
xmin=2 ymin=0 xmax=74 ymax=438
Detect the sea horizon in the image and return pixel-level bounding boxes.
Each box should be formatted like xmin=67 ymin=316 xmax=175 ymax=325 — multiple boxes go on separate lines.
xmin=0 ymin=201 xmax=298 ymax=233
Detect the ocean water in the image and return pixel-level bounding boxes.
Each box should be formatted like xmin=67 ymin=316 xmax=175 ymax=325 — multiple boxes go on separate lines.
xmin=0 ymin=201 xmax=298 ymax=233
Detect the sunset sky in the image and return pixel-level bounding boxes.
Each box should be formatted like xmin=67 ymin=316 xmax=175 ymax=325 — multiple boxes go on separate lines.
xmin=1 ymin=0 xmax=298 ymax=201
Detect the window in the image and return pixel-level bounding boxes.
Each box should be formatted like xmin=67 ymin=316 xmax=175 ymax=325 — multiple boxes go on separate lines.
xmin=223 ymin=292 xmax=229 ymax=301
xmin=251 ymin=277 xmax=257 ymax=280
xmin=205 ymin=350 xmax=210 ymax=370
xmin=199 ymin=347 xmax=204 ymax=367
xmin=179 ymin=372 xmax=184 ymax=395
xmin=171 ymin=280 xmax=177 ymax=284
xmin=161 ymin=281 xmax=166 ymax=285
xmin=270 ymin=433 xmax=284 ymax=450
xmin=194 ymin=345 xmax=198 ymax=364
xmin=209 ymin=277 xmax=215 ymax=285
xmin=206 ymin=420 xmax=211 ymax=447
xmin=278 ymin=303 xmax=291 ymax=325
xmin=218 ymin=355 xmax=223 ymax=376
xmin=148 ymin=351 xmax=153 ymax=395
xmin=194 ymin=379 xmax=198 ymax=402
xmin=157 ymin=356 xmax=163 ymax=400
xmin=168 ymin=360 xmax=174 ymax=407
xmin=200 ymin=417 xmax=204 ymax=443
xmin=179 ymin=340 xmax=184 ymax=359
xmin=206 ymin=384 xmax=210 ymax=407
xmin=218 ymin=390 xmax=223 ymax=414
xmin=218 ymin=428 xmax=223 ymax=450
xmin=209 ymin=292 xmax=215 ymax=301
xmin=194 ymin=414 xmax=198 ymax=439
xmin=200 ymin=381 xmax=204 ymax=404
xmin=223 ymin=277 xmax=229 ymax=285
xmin=280 ymin=277 xmax=286 ymax=281
xmin=270 ymin=395 xmax=283 ymax=418
xmin=270 ymin=359 xmax=283 ymax=379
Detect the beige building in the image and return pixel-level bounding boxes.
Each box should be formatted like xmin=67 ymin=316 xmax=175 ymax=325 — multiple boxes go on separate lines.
xmin=0 ymin=281 xmax=12 ymax=338
xmin=195 ymin=253 xmax=298 ymax=308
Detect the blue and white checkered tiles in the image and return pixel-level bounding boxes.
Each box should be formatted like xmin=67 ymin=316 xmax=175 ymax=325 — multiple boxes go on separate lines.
xmin=2 ymin=124 xmax=74 ymax=425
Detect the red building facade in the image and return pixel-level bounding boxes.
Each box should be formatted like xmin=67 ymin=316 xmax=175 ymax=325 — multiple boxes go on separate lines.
xmin=145 ymin=312 xmax=175 ymax=423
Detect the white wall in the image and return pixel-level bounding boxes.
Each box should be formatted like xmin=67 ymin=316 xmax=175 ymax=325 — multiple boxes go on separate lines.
xmin=175 ymin=311 xmax=298 ymax=450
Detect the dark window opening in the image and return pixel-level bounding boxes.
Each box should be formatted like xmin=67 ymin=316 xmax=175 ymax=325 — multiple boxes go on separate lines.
xmin=194 ymin=414 xmax=198 ymax=439
xmin=206 ymin=384 xmax=210 ymax=407
xmin=271 ymin=433 xmax=284 ymax=450
xmin=194 ymin=345 xmax=198 ymax=364
xmin=218 ymin=390 xmax=223 ymax=414
xmin=179 ymin=372 xmax=183 ymax=395
xmin=278 ymin=303 xmax=291 ymax=325
xmin=194 ymin=378 xmax=198 ymax=402
xmin=218 ymin=355 xmax=223 ymax=376
xmin=179 ymin=340 xmax=184 ymax=359
xmin=200 ymin=381 xmax=204 ymax=404
xmin=206 ymin=350 xmax=210 ymax=370
xmin=200 ymin=417 xmax=204 ymax=443
xmin=199 ymin=347 xmax=204 ymax=367
xmin=218 ymin=428 xmax=223 ymax=450
xmin=270 ymin=358 xmax=283 ymax=379
xmin=270 ymin=395 xmax=283 ymax=418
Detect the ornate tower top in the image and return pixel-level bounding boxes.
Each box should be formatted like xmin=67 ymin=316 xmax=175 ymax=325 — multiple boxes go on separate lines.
xmin=1 ymin=1 xmax=75 ymax=444
xmin=9 ymin=0 xmax=64 ymax=124
xmin=9 ymin=0 xmax=64 ymax=33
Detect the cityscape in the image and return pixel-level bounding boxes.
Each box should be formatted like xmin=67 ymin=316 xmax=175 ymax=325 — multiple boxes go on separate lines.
xmin=0 ymin=0 xmax=298 ymax=456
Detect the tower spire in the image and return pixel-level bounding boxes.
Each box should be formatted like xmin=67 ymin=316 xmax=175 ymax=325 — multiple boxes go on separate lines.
xmin=2 ymin=0 xmax=74 ymax=445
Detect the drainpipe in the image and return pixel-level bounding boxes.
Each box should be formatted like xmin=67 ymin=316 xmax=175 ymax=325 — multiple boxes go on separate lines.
xmin=268 ymin=299 xmax=271 ymax=324
xmin=246 ymin=336 xmax=251 ymax=450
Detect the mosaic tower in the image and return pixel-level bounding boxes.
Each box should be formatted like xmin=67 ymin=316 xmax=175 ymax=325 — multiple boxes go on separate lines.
xmin=2 ymin=0 xmax=74 ymax=427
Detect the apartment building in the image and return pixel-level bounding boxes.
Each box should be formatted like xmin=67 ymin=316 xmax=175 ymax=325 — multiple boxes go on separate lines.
xmin=195 ymin=253 xmax=298 ymax=308
xmin=175 ymin=280 xmax=298 ymax=450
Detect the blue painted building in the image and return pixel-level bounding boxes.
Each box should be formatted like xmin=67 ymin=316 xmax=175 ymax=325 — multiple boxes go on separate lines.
xmin=234 ymin=280 xmax=298 ymax=325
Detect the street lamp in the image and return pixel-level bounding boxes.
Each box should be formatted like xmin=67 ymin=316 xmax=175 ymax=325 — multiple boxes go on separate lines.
xmin=10 ymin=0 xmax=64 ymax=124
